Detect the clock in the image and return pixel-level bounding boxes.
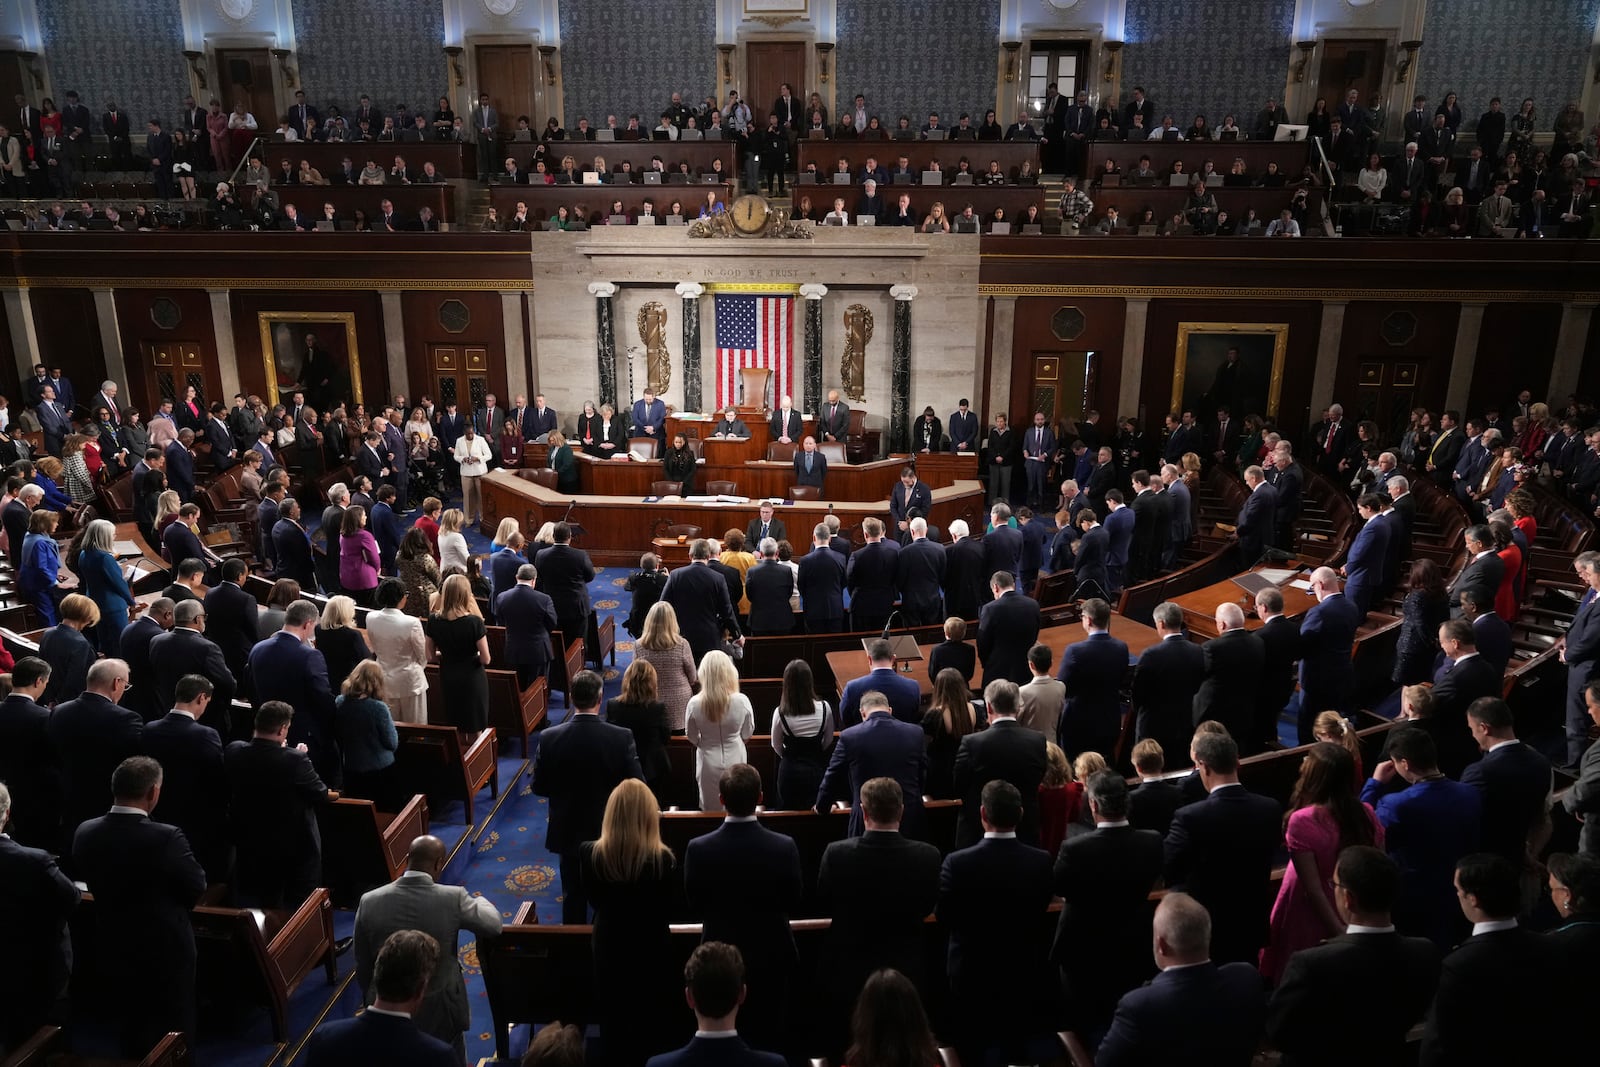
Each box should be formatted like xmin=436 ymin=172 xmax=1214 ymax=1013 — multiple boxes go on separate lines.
xmin=729 ymin=194 xmax=772 ymax=236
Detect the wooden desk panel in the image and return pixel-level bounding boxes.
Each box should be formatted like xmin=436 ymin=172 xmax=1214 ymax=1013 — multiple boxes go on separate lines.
xmin=892 ymin=452 xmax=979 ymax=490
xmin=795 ymin=184 xmax=1044 ymax=225
xmin=669 ymin=414 xmax=816 ymax=463
xmin=1173 ymin=566 xmax=1397 ymax=641
xmin=490 ymin=183 xmax=733 ymax=226
xmin=1084 ymin=185 xmax=1323 ymax=226
xmin=574 ymin=454 xmax=904 ymax=501
xmin=798 ymin=141 xmax=1039 ymax=176
xmin=506 ymin=140 xmax=738 ymax=177
xmin=1086 ymin=140 xmax=1310 ymax=177
xmin=241 ymin=183 xmax=454 ymax=223
xmin=258 ymin=142 xmax=469 ymax=178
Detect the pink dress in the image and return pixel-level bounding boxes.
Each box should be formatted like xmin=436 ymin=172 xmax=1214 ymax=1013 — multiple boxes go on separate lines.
xmin=1259 ymin=803 xmax=1385 ymax=984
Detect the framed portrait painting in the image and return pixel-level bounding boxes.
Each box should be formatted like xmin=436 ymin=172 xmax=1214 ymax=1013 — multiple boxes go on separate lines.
xmin=1171 ymin=322 xmax=1288 ymax=422
xmin=257 ymin=311 xmax=362 ymax=409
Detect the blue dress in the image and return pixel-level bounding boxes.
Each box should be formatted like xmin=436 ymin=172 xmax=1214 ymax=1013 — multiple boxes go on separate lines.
xmin=18 ymin=531 xmax=61 ymax=625
xmin=79 ymin=545 xmax=136 ymax=655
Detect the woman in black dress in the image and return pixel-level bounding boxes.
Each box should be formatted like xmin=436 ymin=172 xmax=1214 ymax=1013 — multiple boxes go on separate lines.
xmin=603 ymin=660 xmax=671 ymax=802
xmin=1393 ymin=559 xmax=1449 ymax=687
xmin=771 ymin=658 xmax=835 ymax=810
xmin=922 ymin=667 xmax=980 ymax=800
xmin=424 ymin=574 xmax=490 ymax=735
xmin=662 ymin=432 xmax=697 ymax=495
xmin=314 ymin=594 xmax=374 ymax=694
xmin=580 ymin=779 xmax=680 ymax=1067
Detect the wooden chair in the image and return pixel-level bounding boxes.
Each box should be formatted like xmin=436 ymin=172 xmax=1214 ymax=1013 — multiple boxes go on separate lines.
xmin=705 ymin=480 xmax=738 ymax=496
xmin=97 ymin=472 xmax=137 ymax=523
xmin=818 ymin=442 xmax=848 ymax=466
xmin=627 ymin=436 xmax=659 ymax=459
xmin=527 ymin=468 xmax=559 ymax=490
xmin=737 ymin=366 xmax=772 ymax=412
xmin=393 ymin=724 xmax=500 ymax=827
xmin=663 ymin=523 xmax=702 ymax=538
xmin=766 ymin=442 xmax=797 ymax=463
xmin=428 ymin=665 xmax=549 ymax=759
xmin=789 ymin=485 xmax=821 ymax=501
xmin=185 ymin=888 xmax=337 ymax=1041
xmin=650 ymin=479 xmax=684 ymax=496
xmin=316 ymin=793 xmax=429 ymax=907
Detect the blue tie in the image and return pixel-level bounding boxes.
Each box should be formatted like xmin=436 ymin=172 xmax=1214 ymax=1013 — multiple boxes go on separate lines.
xmin=806 ymin=455 xmax=813 ymax=472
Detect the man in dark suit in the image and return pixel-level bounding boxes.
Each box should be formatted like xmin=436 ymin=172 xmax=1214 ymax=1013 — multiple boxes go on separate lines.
xmin=818 ymin=777 xmax=940 ymax=1005
xmin=1194 ymin=603 xmax=1265 ymax=745
xmin=1297 ymin=567 xmax=1361 ymax=740
xmin=1340 ymin=494 xmax=1393 ymax=616
xmin=1253 ymin=587 xmax=1302 ymax=753
xmin=1056 ymin=598 xmax=1129 ymax=758
xmin=150 ymin=599 xmax=236 ymax=733
xmin=797 ymin=524 xmax=847 ymax=633
xmin=1315 ymin=405 xmax=1356 ymax=476
xmin=1102 ymin=492 xmax=1136 ymax=593
xmin=977 ymin=570 xmax=1040 ymax=686
xmin=937 ymin=780 xmax=1055 ymax=1066
xmin=1420 ymin=854 xmax=1556 ymax=1065
xmin=530 ymin=670 xmax=641 ymax=923
xmin=888 ymin=467 xmax=933 ymax=537
xmin=685 ymin=764 xmax=803 ymax=1048
xmin=1430 ymin=618 xmax=1502 ymax=739
xmin=1095 ymin=891 xmax=1267 ymax=1067
xmin=952 ymin=680 xmax=1049 ymax=847
xmin=203 ymin=559 xmax=258 ymax=695
xmin=1459 ymin=697 xmax=1551 ymax=867
xmin=1163 ymin=731 xmax=1283 ymax=964
xmin=1127 ymin=472 xmax=1169 ymax=582
xmin=1132 ymin=602 xmax=1205 ymax=762
xmin=661 ymin=538 xmax=742 ymax=664
xmin=1128 ymin=739 xmax=1186 ymax=837
xmin=304 ymin=930 xmax=457 ymax=1067
xmin=118 ymin=597 xmax=174 ymax=721
xmin=845 ymin=518 xmax=899 ymax=633
xmin=0 ymin=779 xmax=79 ymax=1051
xmin=768 ymin=396 xmax=802 ymax=445
xmin=744 ymin=543 xmax=796 ymax=636
xmin=0 ymin=658 xmax=61 ymax=849
xmin=494 ymin=564 xmax=558 ymax=689
xmin=1021 ymin=411 xmax=1057 ymax=508
xmin=1235 ymin=465 xmax=1279 ymax=567
xmin=535 ymin=522 xmax=599 ymax=664
xmin=792 ymin=435 xmax=827 ymax=489
xmin=744 ymin=502 xmax=787 ymax=549
xmin=524 ymin=393 xmax=558 ymax=441
xmin=141 ymin=673 xmax=229 ymax=880
xmin=248 ymin=600 xmax=340 ymax=784
xmin=226 ymin=701 xmax=332 ymax=908
xmin=1267 ymin=846 xmax=1440 ymax=1067
xmin=272 ymin=498 xmax=318 ymax=589
xmin=164 ymin=429 xmax=197 ymax=501
xmin=1053 ymin=771 xmax=1165 ymax=1039
xmin=99 ymin=101 xmax=132 ymax=165
xmin=3 ymin=483 xmax=38 ymax=569
xmin=1449 ymin=524 xmax=1504 ymax=610
xmin=895 ymin=518 xmax=946 ymax=624
xmin=487 ymin=535 xmax=526 ymax=607
xmin=1266 ymin=448 xmax=1303 ymax=548
xmin=47 ymin=659 xmax=142 ymax=852
xmin=1460 ymin=587 xmax=1513 ymax=675
xmin=817 ymin=690 xmax=928 ymax=837
xmin=1083 ymin=446 xmax=1117 ymax=517
xmin=838 ymin=639 xmax=922 ymax=727
xmin=355 ymin=429 xmax=390 ymax=487
xmin=946 ymin=399 xmax=979 ymax=453
xmin=1563 ymin=556 xmax=1600 ymax=768
xmin=1073 ymin=510 xmax=1111 ymax=598
xmin=648 ymin=942 xmax=786 ymax=1067
xmin=942 ymin=520 xmax=989 ymax=622
xmin=984 ymin=502 xmax=1024 ymax=583
xmin=72 ymin=756 xmax=207 ymax=1057
xmin=817 ymin=389 xmax=851 ymax=444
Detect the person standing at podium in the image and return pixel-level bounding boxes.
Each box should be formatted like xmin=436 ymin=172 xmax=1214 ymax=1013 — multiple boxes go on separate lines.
xmin=794 ymin=436 xmax=827 ymax=490
xmin=713 ymin=407 xmax=750 ymax=439
xmin=771 ymin=395 xmax=802 ymax=446
xmin=631 ymin=389 xmax=666 ymax=443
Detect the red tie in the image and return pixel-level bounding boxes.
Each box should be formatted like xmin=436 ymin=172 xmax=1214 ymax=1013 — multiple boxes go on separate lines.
xmin=1325 ymin=422 xmax=1337 ymax=454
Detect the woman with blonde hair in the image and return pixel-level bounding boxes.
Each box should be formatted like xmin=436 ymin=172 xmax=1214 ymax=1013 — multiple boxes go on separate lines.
xmin=40 ymin=592 xmax=99 ymax=704
xmin=635 ymin=601 xmax=698 ymax=732
xmin=580 ymin=778 xmax=679 ymax=1065
xmin=685 ymin=649 xmax=755 ymax=811
xmin=335 ymin=658 xmax=399 ymax=806
xmin=532 ymin=521 xmax=558 ymax=549
xmin=437 ymin=508 xmax=471 ymax=574
xmin=1037 ymin=741 xmax=1084 ymax=856
xmin=1312 ymin=710 xmax=1364 ymax=783
xmin=153 ymin=489 xmax=183 ymax=540
xmin=368 ymin=577 xmax=429 ymax=724
xmin=425 ymin=573 xmax=490 ymax=735
xmin=315 ymin=594 xmax=374 ymax=693
xmin=719 ymin=529 xmax=756 ymax=615
xmin=921 ymin=201 xmax=950 ymax=233
xmin=492 ymin=516 xmax=521 ymax=554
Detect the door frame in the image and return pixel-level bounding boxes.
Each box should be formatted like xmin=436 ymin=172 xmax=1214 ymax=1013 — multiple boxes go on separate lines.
xmin=1017 ymin=24 xmax=1109 ymax=117
xmin=205 ymin=34 xmax=283 ymax=121
xmin=467 ymin=35 xmax=550 ymax=132
xmin=1301 ymin=31 xmax=1405 ymax=133
xmin=734 ymin=30 xmax=815 ymax=122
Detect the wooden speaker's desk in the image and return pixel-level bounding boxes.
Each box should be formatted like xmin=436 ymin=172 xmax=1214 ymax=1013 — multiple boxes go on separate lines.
xmin=520 ymin=451 xmax=978 ymax=502
xmin=1172 ymin=565 xmax=1397 ymax=641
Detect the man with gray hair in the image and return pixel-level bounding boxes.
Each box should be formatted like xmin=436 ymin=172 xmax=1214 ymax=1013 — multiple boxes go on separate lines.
xmin=1052 ymin=770 xmax=1164 ymax=1037
xmin=1298 ymin=565 xmax=1360 ymax=739
xmin=1132 ymin=600 xmax=1205 ymax=762
xmin=47 ymin=658 xmax=141 ymax=847
xmin=0 ymin=779 xmax=80 ymax=1050
xmin=1159 ymin=464 xmax=1192 ymax=566
xmin=1093 ymin=892 xmax=1267 ymax=1066
xmin=318 ymin=482 xmax=349 ymax=594
xmin=494 ymin=563 xmax=558 ymax=688
xmin=151 ymin=597 xmax=236 ymax=728
xmin=943 ymin=517 xmax=989 ymax=622
xmin=896 ymin=516 xmax=946 ymax=625
xmin=951 ymin=677 xmax=1048 ymax=848
xmin=1235 ymin=463 xmax=1277 ymax=567
xmin=1194 ymin=602 xmax=1264 ymax=744
xmin=1384 ymin=472 xmax=1415 ymax=567
xmin=1449 ymin=524 xmax=1504 ymax=611
xmin=120 ymin=595 xmax=175 ymax=720
xmin=745 ymin=537 xmax=797 ymax=636
xmin=4 ymin=482 xmax=43 ymax=570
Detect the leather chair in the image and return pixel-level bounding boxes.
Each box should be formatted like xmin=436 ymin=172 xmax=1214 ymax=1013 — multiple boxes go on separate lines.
xmin=788 ymin=486 xmax=821 ymax=501
xmin=528 ymin=468 xmax=559 ymax=490
xmin=705 ymin=480 xmax=738 ymax=496
xmin=663 ymin=523 xmax=702 ymax=538
xmin=818 ymin=442 xmax=848 ymax=466
xmin=627 ymin=436 xmax=658 ymax=460
xmin=686 ymin=438 xmax=705 ymax=460
xmin=737 ymin=366 xmax=772 ymax=413
xmin=765 ymin=442 xmax=797 ymax=463
xmin=650 ymin=480 xmax=684 ymax=496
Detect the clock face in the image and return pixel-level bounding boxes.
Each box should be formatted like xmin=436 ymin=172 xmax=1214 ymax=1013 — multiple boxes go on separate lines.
xmin=730 ymin=195 xmax=771 ymax=235
xmin=481 ymin=0 xmax=522 ymax=16
xmin=217 ymin=0 xmax=255 ymax=21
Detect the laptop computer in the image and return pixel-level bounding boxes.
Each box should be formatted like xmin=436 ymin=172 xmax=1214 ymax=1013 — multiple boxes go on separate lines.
xmin=1218 ymin=129 xmax=1239 ymax=141
xmin=954 ymin=221 xmax=978 ymax=233
xmin=542 ymin=220 xmax=561 ymax=230
xmin=831 ymin=173 xmax=851 ymax=184
xmin=797 ymin=172 xmax=818 ymax=184
xmin=923 ymin=130 xmax=947 ymax=141
xmin=920 ymin=171 xmax=942 ymax=186
xmin=567 ymin=220 xmax=589 ymax=230
xmin=700 ymin=173 xmax=719 ymax=182
xmin=635 ymin=215 xmax=657 ymax=225
xmin=953 ymin=173 xmax=973 ymax=185
xmin=702 ymin=129 xmax=722 ymax=141
xmin=990 ymin=221 xmax=1010 ymax=234
xmin=314 ymin=220 xmax=334 ymax=231
xmin=664 ymin=215 xmax=686 ymax=225
xmin=643 ymin=171 xmax=662 ymax=184
xmin=893 ymin=129 xmax=915 ymax=141
xmin=608 ymin=214 xmax=630 ymax=226
xmin=1137 ymin=224 xmax=1158 ymax=236
xmin=337 ymin=220 xmax=355 ymax=230
xmin=857 ymin=216 xmax=876 ymax=226
xmin=680 ymin=128 xmax=703 ymax=141
xmin=1101 ymin=174 xmax=1122 ymax=187
xmin=668 ymin=174 xmax=689 ymax=184
xmin=1168 ymin=173 xmax=1190 ymax=186
xmin=1021 ymin=224 xmax=1042 ymax=235
xmin=5 ymin=219 xmax=24 ymax=231
xmin=823 ymin=216 xmax=845 ymax=226
xmin=594 ymin=129 xmax=615 ymax=141
xmin=807 ymin=130 xmax=828 ymax=140
xmin=582 ymin=171 xmax=601 ymax=185
xmin=650 ymin=129 xmax=672 ymax=141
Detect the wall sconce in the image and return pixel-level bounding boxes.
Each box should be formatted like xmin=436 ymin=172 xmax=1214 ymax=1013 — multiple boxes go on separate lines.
xmin=537 ymin=45 xmax=558 ymax=87
xmin=1002 ymin=41 xmax=1022 ymax=84
xmin=182 ymin=50 xmax=208 ymax=90
xmin=718 ymin=44 xmax=736 ymax=85
xmin=443 ymin=46 xmax=464 ymax=88
xmin=1102 ymin=41 xmax=1122 ymax=84
xmin=15 ymin=51 xmax=42 ymax=91
xmin=269 ymin=48 xmax=297 ymax=90
xmin=1396 ymin=40 xmax=1422 ymax=84
xmin=816 ymin=42 xmax=833 ymax=85
xmin=1294 ymin=41 xmax=1316 ymax=83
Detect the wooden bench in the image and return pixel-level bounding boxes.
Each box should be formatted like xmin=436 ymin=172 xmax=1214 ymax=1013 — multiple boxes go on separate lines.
xmin=2 ymin=1027 xmax=189 ymax=1067
xmin=191 ymin=888 xmax=338 ymax=1042
xmin=662 ymin=735 xmax=779 ymax=812
xmin=393 ymin=723 xmax=499 ymax=827
xmin=547 ymin=629 xmax=586 ymax=707
xmin=316 ymin=792 xmax=429 ymax=907
xmin=425 ymin=664 xmax=547 ymax=759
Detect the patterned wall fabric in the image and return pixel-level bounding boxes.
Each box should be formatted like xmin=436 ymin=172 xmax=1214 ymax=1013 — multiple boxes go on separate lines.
xmin=1121 ymin=0 xmax=1296 ymax=129
xmin=1415 ymin=0 xmax=1600 ymax=132
xmin=38 ymin=0 xmax=188 ymax=131
xmin=560 ymin=0 xmax=717 ymax=129
xmin=294 ymin=0 xmax=447 ymax=117
xmin=835 ymin=0 xmax=1002 ymax=125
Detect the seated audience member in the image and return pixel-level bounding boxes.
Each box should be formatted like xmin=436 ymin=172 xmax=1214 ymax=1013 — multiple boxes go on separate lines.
xmin=651 ymin=942 xmax=785 ymax=1067
xmin=1266 ymin=208 xmax=1301 ymax=236
xmin=305 ymin=930 xmax=456 ymax=1067
xmin=1266 ymin=846 xmax=1440 ymax=1067
xmin=1091 ymin=893 xmax=1266 ymax=1067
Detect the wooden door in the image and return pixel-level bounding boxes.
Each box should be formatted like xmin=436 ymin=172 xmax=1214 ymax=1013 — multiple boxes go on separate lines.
xmin=1317 ymin=39 xmax=1387 ymax=111
xmin=216 ymin=48 xmax=278 ymax=127
xmin=140 ymin=340 xmax=216 ymax=410
xmin=430 ymin=345 xmax=490 ymax=416
xmin=745 ymin=42 xmax=807 ymax=128
xmin=0 ymin=54 xmax=27 ymax=114
xmin=1028 ymin=350 xmax=1096 ymax=425
xmin=475 ymin=45 xmax=535 ymax=134
xmin=1349 ymin=359 xmax=1420 ymax=446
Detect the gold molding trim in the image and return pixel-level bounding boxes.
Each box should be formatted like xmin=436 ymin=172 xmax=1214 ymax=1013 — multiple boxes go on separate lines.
xmin=257 ymin=311 xmax=362 ymax=408
xmin=12 ymin=277 xmax=535 ymax=291
xmin=701 ymin=282 xmax=802 ymax=294
xmin=977 ymin=284 xmax=1585 ymax=303
xmin=1172 ymin=321 xmax=1288 ymax=420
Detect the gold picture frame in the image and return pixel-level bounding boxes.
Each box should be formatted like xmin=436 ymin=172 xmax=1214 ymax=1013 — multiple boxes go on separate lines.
xmin=1171 ymin=322 xmax=1289 ymax=420
xmin=257 ymin=311 xmax=362 ymax=408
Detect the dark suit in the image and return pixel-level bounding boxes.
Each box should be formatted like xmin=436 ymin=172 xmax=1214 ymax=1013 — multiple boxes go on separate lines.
xmin=1056 ymin=631 xmax=1129 ymax=758
xmin=1163 ymin=783 xmax=1284 ymax=963
xmin=1096 ymin=960 xmax=1266 ymax=1067
xmin=952 ymin=719 xmax=1049 ymax=847
xmin=142 ymin=711 xmax=229 ymax=877
xmin=150 ymin=627 xmax=236 ymax=731
xmin=839 ymin=665 xmax=921 ymax=728
xmin=1450 ymin=551 xmax=1504 ymax=609
xmin=1052 ymin=823 xmax=1164 ymax=1030
xmin=3 ymin=497 xmax=29 ymax=570
xmin=1128 ymin=778 xmax=1185 ymax=838
xmin=845 ymin=539 xmax=898 ymax=633
xmin=272 ymin=518 xmax=317 ymax=588
xmin=164 ymin=439 xmax=196 ymax=501
xmin=818 ymin=829 xmax=940 ymax=996
xmin=911 ymin=416 xmax=942 ymax=452
xmin=1268 ymin=930 xmax=1440 ymax=1067
xmin=0 ymin=834 xmax=79 ymax=1048
xmin=1194 ymin=627 xmax=1265 ymax=744
xmin=535 ymin=542 xmax=597 ymax=657
xmin=895 ymin=537 xmax=946 ymax=625
xmin=796 ymin=546 xmax=847 ymax=631
xmin=1430 ymin=652 xmax=1502 ymax=729
xmin=645 ymin=1036 xmax=785 ymax=1067
xmin=531 ymin=713 xmax=641 ymax=922
xmin=487 ymin=546 xmax=525 ymax=605
xmin=768 ymin=408 xmax=802 ymax=442
xmin=1236 ymin=482 xmax=1278 ymax=564
xmin=204 ymin=581 xmax=259 ymax=691
xmin=817 ymin=713 xmax=928 ymax=836
xmin=225 ymin=738 xmax=330 ymax=907
xmin=1084 ymin=461 xmax=1117 ymax=516
xmin=984 ymin=523 xmax=1023 ymax=583
xmin=248 ymin=630 xmax=339 ymax=784
xmin=46 ymin=692 xmax=143 ymax=850
xmin=1254 ymin=614 xmax=1302 ymax=752
xmin=1074 ymin=523 xmax=1111 ymax=596
xmin=304 ymin=1010 xmax=457 ymax=1067
xmin=0 ymin=692 xmax=57 ymax=847
xmin=977 ymin=590 xmax=1040 ymax=686
xmin=1420 ymin=927 xmax=1554 ymax=1066
xmin=1298 ymin=592 xmax=1360 ymax=737
xmin=1132 ymin=634 xmax=1206 ymax=762
xmin=927 ymin=639 xmax=976 ymax=683
xmin=942 ymin=537 xmax=988 ymax=621
xmin=72 ymin=811 xmax=206 ymax=1056
xmin=1472 ymin=610 xmax=1513 ymax=675
xmin=661 ymin=561 xmax=740 ymax=664
xmin=793 ymin=448 xmax=827 ymax=488
xmin=947 ymin=409 xmax=979 ymax=452
xmin=743 ymin=561 xmax=795 ymax=635
xmin=1128 ymin=489 xmax=1169 ymax=582
xmin=889 ymin=479 xmax=934 ymax=532
xmin=1342 ymin=513 xmax=1392 ymax=616
xmin=493 ymin=584 xmax=558 ymax=687
xmin=1459 ymin=741 xmax=1550 ymax=866
xmin=744 ymin=515 xmax=787 ymax=548
xmin=1566 ymin=591 xmax=1600 ymax=765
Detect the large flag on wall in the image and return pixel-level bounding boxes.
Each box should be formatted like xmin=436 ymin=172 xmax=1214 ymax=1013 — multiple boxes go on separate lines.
xmin=713 ymin=292 xmax=794 ymax=412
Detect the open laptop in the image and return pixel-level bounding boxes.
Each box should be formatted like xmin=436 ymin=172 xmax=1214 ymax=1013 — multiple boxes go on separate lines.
xmin=314 ymin=220 xmax=334 ymax=231
xmin=990 ymin=221 xmax=1010 ymax=234
xmin=1137 ymin=224 xmax=1158 ymax=236
xmin=680 ymin=128 xmax=703 ymax=141
xmin=954 ymin=220 xmax=979 ymax=233
xmin=953 ymin=173 xmax=973 ymax=185
xmin=608 ymin=214 xmax=630 ymax=226
xmin=337 ymin=220 xmax=356 ymax=230
xmin=667 ymin=173 xmax=689 ymax=184
xmin=1168 ymin=173 xmax=1190 ymax=186
xmin=796 ymin=172 xmax=818 ymax=184
xmin=830 ymin=173 xmax=850 ymax=184
xmin=581 ymin=171 xmax=601 ymax=185
xmin=664 ymin=215 xmax=686 ymax=225
xmin=635 ymin=215 xmax=657 ymax=225
xmin=920 ymin=170 xmax=942 ymax=186
xmin=594 ymin=129 xmax=615 ymax=141
xmin=699 ymin=173 xmax=719 ymax=182
xmin=1101 ymin=173 xmax=1122 ymax=187
xmin=856 ymin=216 xmax=876 ymax=226
xmin=1021 ymin=224 xmax=1042 ymax=235
xmin=823 ymin=216 xmax=845 ymax=226
xmin=702 ymin=129 xmax=722 ymax=141
xmin=807 ymin=130 xmax=828 ymax=140
xmin=643 ymin=171 xmax=662 ymax=184
xmin=923 ymin=130 xmax=947 ymax=141
xmin=650 ymin=129 xmax=672 ymax=141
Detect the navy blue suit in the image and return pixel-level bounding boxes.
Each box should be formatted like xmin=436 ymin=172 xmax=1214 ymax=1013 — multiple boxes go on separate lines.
xmin=524 ymin=405 xmax=558 ymax=440
xmin=661 ymin=560 xmax=740 ymax=665
xmin=371 ymin=502 xmax=405 ymax=572
xmin=1103 ymin=505 xmax=1135 ymax=591
xmin=796 ymin=546 xmax=846 ymax=631
xmin=0 ymin=835 xmax=79 ymax=1050
xmin=793 ymin=448 xmax=827 ymax=487
xmin=1471 ymin=610 xmax=1513 ymax=676
xmin=1132 ymin=634 xmax=1206 ymax=762
xmin=1056 ymin=631 xmax=1130 ymax=758
xmin=1564 ymin=589 xmax=1600 ymax=765
xmin=494 ymin=583 xmax=558 ymax=686
xmin=839 ymin=665 xmax=921 ymax=727
xmin=142 ymin=710 xmax=228 ymax=876
xmin=845 ymin=539 xmax=900 ymax=633
xmin=889 ymin=479 xmax=933 ymax=530
xmin=248 ymin=630 xmax=339 ymax=784
xmin=1362 ymin=775 xmax=1481 ymax=948
xmin=816 ymin=712 xmax=928 ymax=836
xmin=1297 ymin=592 xmax=1360 ymax=737
xmin=1459 ymin=740 xmax=1551 ymax=866
xmin=895 ymin=537 xmax=946 ymax=624
xmin=164 ymin=439 xmax=196 ymax=501
xmin=1074 ymin=524 xmax=1110 ymax=596
xmin=487 ymin=546 xmax=525 ymax=606
xmin=47 ymin=692 xmax=143 ymax=848
xmin=1343 ymin=513 xmax=1392 ymax=615
xmin=531 ymin=712 xmax=642 ymax=922
xmin=645 ymin=1037 xmax=786 ymax=1067
xmin=1236 ymin=481 xmax=1278 ymax=565
xmin=305 ymin=1011 xmax=457 ymax=1066
xmin=977 ymin=590 xmax=1040 ymax=686
xmin=951 ymin=719 xmax=1049 ymax=847
xmin=942 ymin=537 xmax=989 ymax=621
xmin=273 ymin=518 xmax=317 ymax=588
xmin=983 ymin=523 xmax=1023 ymax=583
xmin=1097 ymin=961 xmax=1267 ymax=1067
xmin=947 ymin=409 xmax=980 ymax=452
xmin=1163 ymin=783 xmax=1283 ymax=964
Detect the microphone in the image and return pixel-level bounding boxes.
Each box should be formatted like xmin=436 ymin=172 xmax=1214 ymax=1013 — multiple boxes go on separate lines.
xmin=1074 ymin=578 xmax=1108 ymax=602
xmin=880 ymin=609 xmax=902 ymax=641
xmin=560 ymin=499 xmax=575 ymax=525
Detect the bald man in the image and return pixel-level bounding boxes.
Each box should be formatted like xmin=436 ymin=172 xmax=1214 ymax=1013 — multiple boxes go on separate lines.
xmin=353 ymin=835 xmax=503 ymax=1058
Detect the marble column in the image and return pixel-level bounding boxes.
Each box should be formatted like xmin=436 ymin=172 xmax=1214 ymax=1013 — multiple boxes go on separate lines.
xmin=889 ymin=285 xmax=917 ymax=454
xmin=207 ymin=289 xmax=242 ymax=402
xmin=1445 ymin=303 xmax=1486 ymax=416
xmin=799 ymin=283 xmax=827 ymax=413
xmin=988 ymin=296 xmax=1018 ymax=417
xmin=589 ymin=282 xmax=618 ymax=409
xmin=501 ymin=292 xmax=529 ymax=401
xmin=1 ymin=288 xmax=39 ymax=383
xmin=1309 ymin=300 xmax=1347 ymax=419
xmin=1117 ymin=298 xmax=1150 ymax=421
xmin=379 ymin=291 xmax=409 ymax=402
xmin=90 ymin=289 xmax=128 ymax=393
xmin=676 ymin=282 xmax=705 ymax=414
xmin=1548 ymin=302 xmax=1597 ymax=407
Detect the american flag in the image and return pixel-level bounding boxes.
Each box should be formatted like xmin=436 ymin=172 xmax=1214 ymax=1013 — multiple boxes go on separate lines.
xmin=713 ymin=293 xmax=793 ymax=412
